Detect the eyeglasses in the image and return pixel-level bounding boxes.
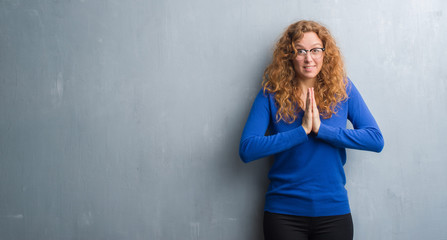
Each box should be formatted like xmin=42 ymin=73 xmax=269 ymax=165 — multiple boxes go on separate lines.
xmin=295 ymin=48 xmax=325 ymax=60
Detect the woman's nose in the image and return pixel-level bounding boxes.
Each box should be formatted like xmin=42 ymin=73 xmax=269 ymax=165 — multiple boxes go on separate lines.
xmin=304 ymin=53 xmax=313 ymax=62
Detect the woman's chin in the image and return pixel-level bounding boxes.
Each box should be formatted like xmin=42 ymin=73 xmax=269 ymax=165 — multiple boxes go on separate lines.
xmin=298 ymin=72 xmax=318 ymax=81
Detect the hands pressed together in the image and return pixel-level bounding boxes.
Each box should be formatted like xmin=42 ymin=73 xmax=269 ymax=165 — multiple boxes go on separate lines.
xmin=302 ymin=88 xmax=321 ymax=135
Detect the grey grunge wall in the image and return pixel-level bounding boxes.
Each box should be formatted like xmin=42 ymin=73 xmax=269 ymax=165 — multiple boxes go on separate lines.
xmin=1 ymin=0 xmax=446 ymax=239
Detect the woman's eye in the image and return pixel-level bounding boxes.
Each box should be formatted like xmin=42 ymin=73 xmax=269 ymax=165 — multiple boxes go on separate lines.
xmin=311 ymin=49 xmax=321 ymax=53
xmin=297 ymin=50 xmax=307 ymax=54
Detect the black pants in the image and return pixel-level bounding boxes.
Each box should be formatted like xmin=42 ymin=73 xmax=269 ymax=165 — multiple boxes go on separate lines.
xmin=263 ymin=211 xmax=353 ymax=240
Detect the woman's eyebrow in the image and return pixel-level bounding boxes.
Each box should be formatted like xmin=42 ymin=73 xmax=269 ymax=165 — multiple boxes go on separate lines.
xmin=295 ymin=43 xmax=323 ymax=48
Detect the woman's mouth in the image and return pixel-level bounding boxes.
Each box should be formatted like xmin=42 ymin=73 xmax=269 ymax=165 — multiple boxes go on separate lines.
xmin=304 ymin=66 xmax=315 ymax=71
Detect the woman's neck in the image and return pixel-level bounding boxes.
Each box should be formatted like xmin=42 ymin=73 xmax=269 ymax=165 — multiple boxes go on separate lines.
xmin=296 ymin=77 xmax=316 ymax=92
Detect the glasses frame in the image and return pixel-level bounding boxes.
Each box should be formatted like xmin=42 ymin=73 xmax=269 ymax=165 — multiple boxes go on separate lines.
xmin=295 ymin=48 xmax=325 ymax=59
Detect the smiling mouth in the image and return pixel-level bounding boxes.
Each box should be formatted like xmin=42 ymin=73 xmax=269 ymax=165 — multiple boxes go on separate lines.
xmin=304 ymin=66 xmax=315 ymax=70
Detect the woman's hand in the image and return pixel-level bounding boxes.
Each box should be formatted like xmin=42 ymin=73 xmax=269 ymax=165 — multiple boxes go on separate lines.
xmin=311 ymin=87 xmax=321 ymax=135
xmin=302 ymin=88 xmax=313 ymax=134
xmin=301 ymin=88 xmax=321 ymax=135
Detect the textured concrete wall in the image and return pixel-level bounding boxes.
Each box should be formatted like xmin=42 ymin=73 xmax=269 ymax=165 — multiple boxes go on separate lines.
xmin=1 ymin=0 xmax=446 ymax=239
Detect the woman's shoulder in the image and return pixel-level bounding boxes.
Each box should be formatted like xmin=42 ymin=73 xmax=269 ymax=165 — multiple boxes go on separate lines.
xmin=250 ymin=88 xmax=276 ymax=109
xmin=345 ymin=77 xmax=364 ymax=100
xmin=345 ymin=77 xmax=357 ymax=95
xmin=255 ymin=87 xmax=275 ymax=99
xmin=345 ymin=77 xmax=353 ymax=88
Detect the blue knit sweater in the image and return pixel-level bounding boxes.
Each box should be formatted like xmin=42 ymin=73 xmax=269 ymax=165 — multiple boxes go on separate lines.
xmin=239 ymin=79 xmax=384 ymax=217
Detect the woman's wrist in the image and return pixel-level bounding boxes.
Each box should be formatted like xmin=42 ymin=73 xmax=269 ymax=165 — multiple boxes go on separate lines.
xmin=312 ymin=123 xmax=320 ymax=135
xmin=302 ymin=124 xmax=311 ymax=135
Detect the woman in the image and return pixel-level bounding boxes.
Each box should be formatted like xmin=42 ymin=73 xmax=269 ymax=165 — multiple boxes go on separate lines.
xmin=239 ymin=20 xmax=384 ymax=240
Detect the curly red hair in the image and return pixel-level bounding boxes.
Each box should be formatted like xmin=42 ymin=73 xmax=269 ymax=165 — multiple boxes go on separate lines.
xmin=262 ymin=20 xmax=348 ymax=123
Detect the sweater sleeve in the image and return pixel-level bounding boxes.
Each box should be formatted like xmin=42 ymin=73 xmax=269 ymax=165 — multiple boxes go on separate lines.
xmin=239 ymin=90 xmax=308 ymax=163
xmin=316 ymin=80 xmax=384 ymax=152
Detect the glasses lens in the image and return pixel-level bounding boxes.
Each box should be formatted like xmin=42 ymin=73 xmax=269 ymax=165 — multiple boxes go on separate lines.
xmin=311 ymin=49 xmax=323 ymax=59
xmin=297 ymin=49 xmax=307 ymax=55
xmin=296 ymin=50 xmax=306 ymax=60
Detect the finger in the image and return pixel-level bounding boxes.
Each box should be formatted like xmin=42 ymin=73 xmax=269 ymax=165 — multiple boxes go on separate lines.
xmin=312 ymin=87 xmax=317 ymax=109
xmin=305 ymin=88 xmax=311 ymax=111
xmin=310 ymin=88 xmax=314 ymax=114
xmin=313 ymin=88 xmax=319 ymax=115
xmin=310 ymin=88 xmax=314 ymax=115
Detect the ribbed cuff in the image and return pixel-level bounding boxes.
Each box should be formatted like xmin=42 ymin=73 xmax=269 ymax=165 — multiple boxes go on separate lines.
xmin=315 ymin=123 xmax=338 ymax=143
xmin=286 ymin=126 xmax=308 ymax=146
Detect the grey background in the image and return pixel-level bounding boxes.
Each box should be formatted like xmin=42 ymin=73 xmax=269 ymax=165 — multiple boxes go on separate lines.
xmin=1 ymin=0 xmax=446 ymax=239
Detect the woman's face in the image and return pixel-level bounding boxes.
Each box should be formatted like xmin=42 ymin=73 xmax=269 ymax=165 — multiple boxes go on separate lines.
xmin=292 ymin=32 xmax=324 ymax=82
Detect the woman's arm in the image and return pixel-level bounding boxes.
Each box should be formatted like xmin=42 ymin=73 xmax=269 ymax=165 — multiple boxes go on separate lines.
xmin=239 ymin=90 xmax=308 ymax=163
xmin=316 ymin=81 xmax=384 ymax=152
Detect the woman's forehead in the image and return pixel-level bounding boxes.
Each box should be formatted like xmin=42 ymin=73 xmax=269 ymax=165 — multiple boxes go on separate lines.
xmin=294 ymin=32 xmax=323 ymax=47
